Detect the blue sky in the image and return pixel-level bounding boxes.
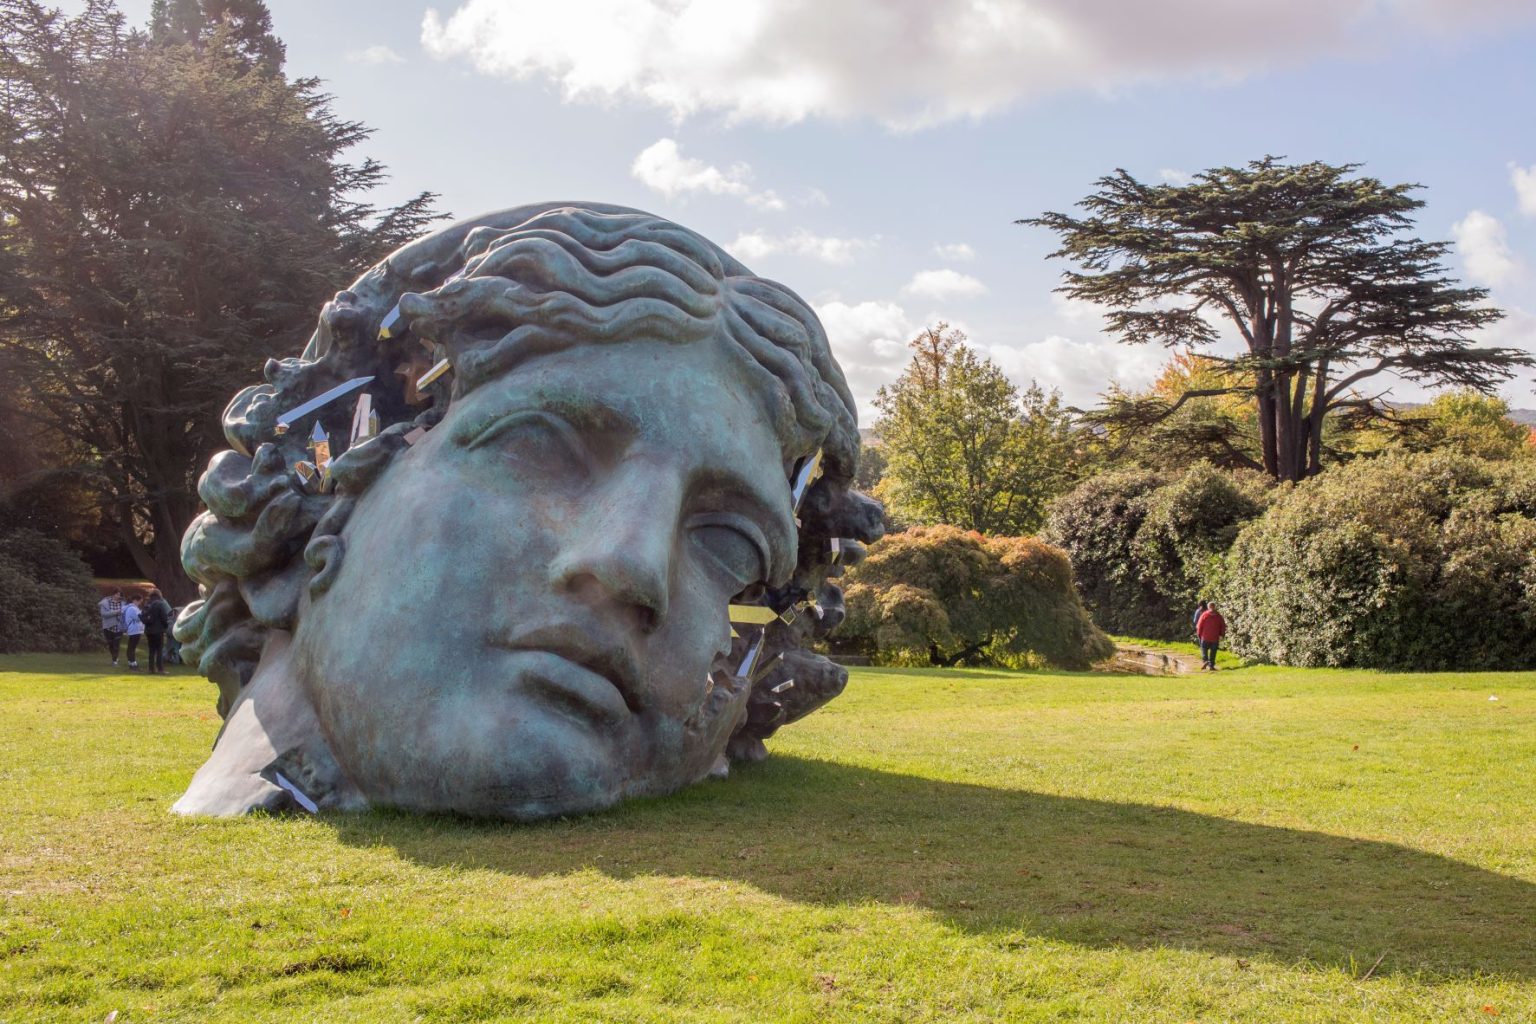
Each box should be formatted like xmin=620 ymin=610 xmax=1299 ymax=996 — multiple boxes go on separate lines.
xmin=96 ymin=0 xmax=1536 ymax=417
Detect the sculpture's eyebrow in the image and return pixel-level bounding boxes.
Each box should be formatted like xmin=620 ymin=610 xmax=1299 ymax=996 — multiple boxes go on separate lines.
xmin=450 ymin=389 xmax=638 ymax=456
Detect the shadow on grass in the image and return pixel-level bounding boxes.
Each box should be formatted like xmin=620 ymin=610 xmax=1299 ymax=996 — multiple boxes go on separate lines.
xmin=327 ymin=755 xmax=1536 ymax=981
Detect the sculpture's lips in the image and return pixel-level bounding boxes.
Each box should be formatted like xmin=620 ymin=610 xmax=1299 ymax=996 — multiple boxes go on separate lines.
xmin=499 ymin=625 xmax=641 ymax=723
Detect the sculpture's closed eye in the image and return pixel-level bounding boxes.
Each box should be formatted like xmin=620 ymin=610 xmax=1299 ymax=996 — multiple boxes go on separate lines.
xmin=688 ymin=517 xmax=769 ymax=591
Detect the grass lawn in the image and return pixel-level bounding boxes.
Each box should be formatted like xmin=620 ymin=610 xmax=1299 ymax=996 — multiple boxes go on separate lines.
xmin=2 ymin=655 xmax=1534 ymax=1023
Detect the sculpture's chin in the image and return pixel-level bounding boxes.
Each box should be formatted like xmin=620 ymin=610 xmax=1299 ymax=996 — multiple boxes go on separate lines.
xmin=172 ymin=630 xmax=369 ymax=817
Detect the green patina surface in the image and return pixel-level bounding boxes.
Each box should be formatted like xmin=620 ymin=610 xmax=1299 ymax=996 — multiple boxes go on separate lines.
xmin=2 ymin=654 xmax=1534 ymax=1022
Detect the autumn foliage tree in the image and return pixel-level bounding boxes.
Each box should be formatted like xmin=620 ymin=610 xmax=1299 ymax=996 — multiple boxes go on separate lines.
xmin=0 ymin=0 xmax=441 ymax=598
xmin=1022 ymin=158 xmax=1525 ymax=482
xmin=838 ymin=525 xmax=1114 ymax=669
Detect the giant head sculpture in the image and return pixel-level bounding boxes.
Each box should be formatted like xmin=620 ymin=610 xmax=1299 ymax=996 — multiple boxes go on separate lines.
xmin=173 ymin=203 xmax=884 ymax=820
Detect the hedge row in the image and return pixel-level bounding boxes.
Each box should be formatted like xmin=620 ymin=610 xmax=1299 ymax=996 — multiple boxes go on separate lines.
xmin=1047 ymin=453 xmax=1536 ymax=670
xmin=1219 ymin=453 xmax=1536 ymax=670
xmin=0 ymin=529 xmax=99 ymax=653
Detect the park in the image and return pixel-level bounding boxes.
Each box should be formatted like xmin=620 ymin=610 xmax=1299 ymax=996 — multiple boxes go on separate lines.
xmin=2 ymin=0 xmax=1535 ymax=1021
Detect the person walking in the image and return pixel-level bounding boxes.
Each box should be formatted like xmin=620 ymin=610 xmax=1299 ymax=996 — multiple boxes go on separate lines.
xmin=97 ymin=588 xmax=125 ymax=666
xmin=142 ymin=589 xmax=175 ymax=675
xmin=122 ymin=595 xmax=146 ymax=671
xmin=1196 ymin=601 xmax=1227 ymax=671
xmin=1191 ymin=599 xmax=1208 ymax=636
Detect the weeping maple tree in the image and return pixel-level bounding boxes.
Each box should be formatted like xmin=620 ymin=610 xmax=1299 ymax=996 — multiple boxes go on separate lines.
xmin=1020 ymin=158 xmax=1525 ymax=481
xmin=0 ymin=0 xmax=442 ymax=599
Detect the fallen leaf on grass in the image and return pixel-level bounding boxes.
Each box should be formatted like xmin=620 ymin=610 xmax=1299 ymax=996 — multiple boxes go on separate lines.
xmin=1481 ymin=1006 xmax=1498 ymax=1015
xmin=817 ymin=973 xmax=838 ymax=993
xmin=338 ymin=907 xmax=351 ymax=919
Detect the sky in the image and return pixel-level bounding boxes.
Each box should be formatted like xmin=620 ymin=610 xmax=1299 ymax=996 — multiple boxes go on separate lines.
xmin=87 ymin=0 xmax=1536 ymax=420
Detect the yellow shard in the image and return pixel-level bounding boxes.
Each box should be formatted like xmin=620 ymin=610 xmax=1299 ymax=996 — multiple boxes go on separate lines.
xmin=728 ymin=604 xmax=777 ymax=625
xmin=416 ymin=357 xmax=451 ymax=390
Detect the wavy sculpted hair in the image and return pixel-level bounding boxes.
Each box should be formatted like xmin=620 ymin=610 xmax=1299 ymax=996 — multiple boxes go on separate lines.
xmin=175 ymin=203 xmax=884 ymax=761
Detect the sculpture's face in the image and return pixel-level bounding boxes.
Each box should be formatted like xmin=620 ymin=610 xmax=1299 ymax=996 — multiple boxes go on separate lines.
xmin=291 ymin=337 xmax=798 ymax=818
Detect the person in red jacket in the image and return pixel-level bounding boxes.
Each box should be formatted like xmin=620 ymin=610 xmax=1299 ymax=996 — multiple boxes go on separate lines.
xmin=1195 ymin=601 xmax=1227 ymax=671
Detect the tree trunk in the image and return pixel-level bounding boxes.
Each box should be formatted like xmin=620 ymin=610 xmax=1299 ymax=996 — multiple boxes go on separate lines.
xmin=937 ymin=640 xmax=989 ymax=668
xmin=1256 ymin=373 xmax=1278 ymax=478
xmin=153 ymin=538 xmax=198 ymax=604
xmin=1302 ymin=359 xmax=1325 ymax=476
xmin=123 ymin=490 xmax=199 ymax=602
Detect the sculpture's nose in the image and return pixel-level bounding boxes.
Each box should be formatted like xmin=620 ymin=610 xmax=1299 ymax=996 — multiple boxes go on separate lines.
xmin=551 ymin=460 xmax=676 ymax=634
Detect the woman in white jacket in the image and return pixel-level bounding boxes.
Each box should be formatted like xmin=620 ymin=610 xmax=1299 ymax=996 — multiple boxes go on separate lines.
xmin=122 ymin=596 xmax=146 ymax=671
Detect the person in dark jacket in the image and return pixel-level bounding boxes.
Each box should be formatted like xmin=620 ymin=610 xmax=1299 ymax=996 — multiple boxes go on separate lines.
xmin=1191 ymin=599 xmax=1208 ymax=636
xmin=1195 ymin=601 xmax=1227 ymax=671
xmin=142 ymin=589 xmax=175 ymax=675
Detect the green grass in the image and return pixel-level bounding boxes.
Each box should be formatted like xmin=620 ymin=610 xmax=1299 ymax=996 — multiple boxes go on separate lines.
xmin=2 ymin=654 xmax=1534 ymax=1022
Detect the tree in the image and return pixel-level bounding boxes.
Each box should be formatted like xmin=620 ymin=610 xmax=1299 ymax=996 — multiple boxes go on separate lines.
xmin=0 ymin=0 xmax=442 ymax=599
xmin=872 ymin=324 xmax=1083 ymax=534
xmin=149 ymin=0 xmax=284 ymax=71
xmin=1021 ymin=158 xmax=1526 ymax=482
xmin=1401 ymin=390 xmax=1532 ymax=461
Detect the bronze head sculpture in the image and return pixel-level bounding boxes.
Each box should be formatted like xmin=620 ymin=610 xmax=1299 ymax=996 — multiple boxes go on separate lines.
xmin=173 ymin=202 xmax=884 ymax=819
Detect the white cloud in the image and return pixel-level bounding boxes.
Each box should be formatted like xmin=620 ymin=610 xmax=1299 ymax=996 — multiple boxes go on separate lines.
xmin=933 ymin=242 xmax=977 ymax=263
xmin=982 ymin=335 xmax=1167 ymax=407
xmin=631 ymin=139 xmax=784 ymax=210
xmin=1051 ymin=292 xmax=1104 ymax=324
xmin=904 ymin=268 xmax=989 ymax=300
xmin=1159 ymin=168 xmax=1193 ymax=185
xmin=420 ymin=0 xmax=1533 ymax=128
xmin=815 ymin=299 xmax=919 ymax=418
xmin=347 ymin=45 xmax=406 ymax=65
xmin=1512 ymin=163 xmax=1536 ymax=217
xmin=1452 ymin=210 xmax=1523 ymax=288
xmin=728 ymin=229 xmax=873 ymax=265
xmin=815 ymin=294 xmax=1183 ymax=414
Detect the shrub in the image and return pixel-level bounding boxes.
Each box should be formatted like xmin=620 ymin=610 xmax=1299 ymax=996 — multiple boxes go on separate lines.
xmin=1133 ymin=464 xmax=1272 ymax=615
xmin=838 ymin=525 xmax=1114 ymax=669
xmin=1044 ymin=465 xmax=1271 ymax=639
xmin=1042 ymin=469 xmax=1168 ymax=637
xmin=0 ymin=529 xmax=99 ymax=653
xmin=1219 ymin=452 xmax=1536 ymax=670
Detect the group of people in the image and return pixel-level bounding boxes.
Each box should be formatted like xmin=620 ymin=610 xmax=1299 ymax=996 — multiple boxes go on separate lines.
xmin=1191 ymin=599 xmax=1227 ymax=671
xmin=97 ymin=588 xmax=175 ymax=674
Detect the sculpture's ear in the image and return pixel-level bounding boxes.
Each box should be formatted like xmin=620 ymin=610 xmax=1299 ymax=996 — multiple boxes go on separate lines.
xmin=305 ymin=534 xmax=346 ymax=599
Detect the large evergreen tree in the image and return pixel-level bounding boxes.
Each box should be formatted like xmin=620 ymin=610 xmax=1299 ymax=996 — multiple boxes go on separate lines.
xmin=1021 ymin=158 xmax=1526 ymax=481
xmin=0 ymin=0 xmax=442 ymax=599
